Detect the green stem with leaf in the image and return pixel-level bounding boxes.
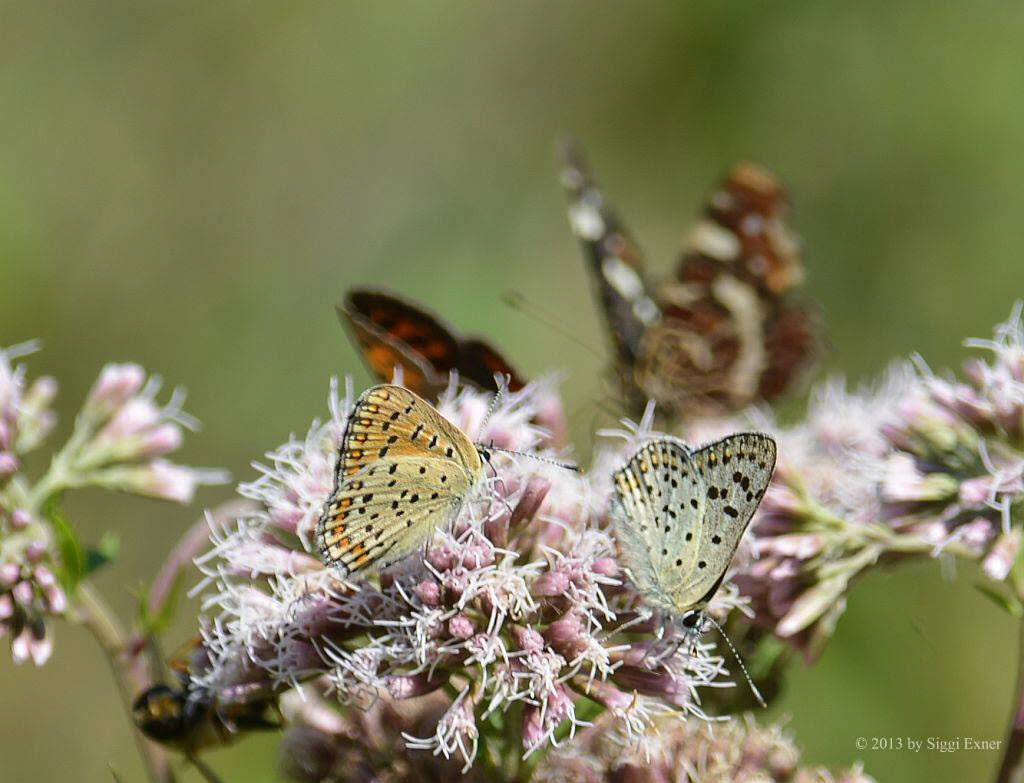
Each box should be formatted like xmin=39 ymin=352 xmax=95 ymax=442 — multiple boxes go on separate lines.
xmin=27 ymin=449 xmax=175 ymax=783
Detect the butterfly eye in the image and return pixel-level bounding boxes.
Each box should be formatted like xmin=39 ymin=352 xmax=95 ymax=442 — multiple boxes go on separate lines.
xmin=681 ymin=611 xmax=701 ymax=629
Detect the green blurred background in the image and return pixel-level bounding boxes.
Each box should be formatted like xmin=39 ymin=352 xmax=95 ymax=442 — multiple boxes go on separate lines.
xmin=2 ymin=2 xmax=1023 ymax=780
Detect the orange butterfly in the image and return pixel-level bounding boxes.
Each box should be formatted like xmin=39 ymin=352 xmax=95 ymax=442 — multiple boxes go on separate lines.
xmin=338 ymin=289 xmax=526 ymax=399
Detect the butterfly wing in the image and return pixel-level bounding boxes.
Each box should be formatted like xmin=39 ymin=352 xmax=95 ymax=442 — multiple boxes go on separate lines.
xmin=338 ymin=290 xmax=457 ymax=398
xmin=653 ymin=163 xmax=817 ymax=411
xmin=339 ymin=289 xmax=523 ymax=397
xmin=668 ymin=432 xmax=776 ymax=609
xmin=458 ymin=339 xmax=525 ymax=392
xmin=560 ymin=141 xmax=659 ymax=368
xmin=612 ymin=439 xmax=708 ymax=613
xmin=683 ymin=162 xmax=802 ymax=296
xmin=318 ymin=384 xmax=483 ymax=575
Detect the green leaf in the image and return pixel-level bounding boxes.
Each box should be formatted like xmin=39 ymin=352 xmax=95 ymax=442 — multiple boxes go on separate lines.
xmin=84 ymin=531 xmax=121 ymax=576
xmin=138 ymin=570 xmax=186 ymax=637
xmin=974 ymin=582 xmax=1023 ymax=617
xmin=43 ymin=496 xmax=85 ymax=592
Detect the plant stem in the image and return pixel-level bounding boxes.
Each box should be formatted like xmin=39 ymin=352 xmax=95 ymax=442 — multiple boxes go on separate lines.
xmin=997 ymin=551 xmax=1024 ymax=783
xmin=997 ymin=617 xmax=1024 ymax=782
xmin=76 ymin=582 xmax=177 ymax=783
xmin=187 ymin=754 xmax=224 ymax=783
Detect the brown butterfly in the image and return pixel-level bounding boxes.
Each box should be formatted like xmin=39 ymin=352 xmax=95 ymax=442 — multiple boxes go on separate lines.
xmin=560 ymin=142 xmax=818 ymax=419
xmin=338 ymin=289 xmax=526 ymax=399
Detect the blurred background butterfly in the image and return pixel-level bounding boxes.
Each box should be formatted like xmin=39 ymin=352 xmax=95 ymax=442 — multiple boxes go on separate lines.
xmin=338 ymin=288 xmax=526 ymax=399
xmin=560 ymin=142 xmax=819 ymax=421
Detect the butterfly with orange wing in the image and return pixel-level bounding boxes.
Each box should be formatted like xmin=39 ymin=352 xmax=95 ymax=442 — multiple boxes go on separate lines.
xmin=560 ymin=142 xmax=818 ymax=419
xmin=338 ymin=289 xmax=525 ymax=399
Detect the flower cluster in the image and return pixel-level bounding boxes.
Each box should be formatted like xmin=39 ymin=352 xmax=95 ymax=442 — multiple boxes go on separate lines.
xmin=879 ymin=304 xmax=1024 ymax=579
xmin=0 ymin=535 xmax=65 ymax=666
xmin=188 ymin=305 xmax=1024 ymax=776
xmin=536 ymin=711 xmax=874 ymax=783
xmin=279 ymin=679 xmax=873 ymax=783
xmin=278 ymin=684 xmax=466 ymax=783
xmin=192 ymin=377 xmax=753 ymax=772
xmin=61 ymin=362 xmax=227 ymax=503
xmin=0 ymin=341 xmax=56 ymax=480
xmin=716 ymin=304 xmax=1024 ymax=659
xmin=280 ymin=683 xmax=875 ymax=783
xmin=0 ymin=343 xmax=224 ymax=665
xmin=722 ymin=367 xmax=916 ymax=659
xmin=0 ymin=343 xmax=62 ymax=664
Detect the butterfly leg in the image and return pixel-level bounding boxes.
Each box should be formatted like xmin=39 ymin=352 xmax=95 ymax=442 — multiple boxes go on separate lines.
xmin=643 ymin=616 xmax=684 ymax=666
xmin=661 ymin=635 xmax=685 ymax=663
xmin=487 ymin=472 xmax=516 ymax=517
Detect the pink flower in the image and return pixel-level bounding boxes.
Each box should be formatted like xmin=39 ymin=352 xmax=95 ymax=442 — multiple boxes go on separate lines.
xmin=724 ymin=305 xmax=1024 ymax=663
xmin=0 ymin=346 xmax=226 ymax=667
xmin=84 ymin=363 xmax=146 ymax=418
xmin=128 ymin=460 xmax=227 ymax=503
xmin=193 ymin=378 xmax=738 ymax=773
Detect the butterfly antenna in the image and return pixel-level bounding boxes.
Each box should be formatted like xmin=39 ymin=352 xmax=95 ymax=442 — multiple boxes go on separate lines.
xmin=503 ymin=290 xmax=604 ymax=360
xmin=704 ymin=615 xmax=766 ymax=708
xmin=477 ymin=376 xmax=580 ymax=472
xmin=477 ymin=377 xmax=508 ymax=438
xmin=480 ymin=443 xmax=580 ymax=473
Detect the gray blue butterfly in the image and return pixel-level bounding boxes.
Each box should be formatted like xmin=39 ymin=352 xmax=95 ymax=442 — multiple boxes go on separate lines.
xmin=611 ymin=433 xmax=776 ymax=630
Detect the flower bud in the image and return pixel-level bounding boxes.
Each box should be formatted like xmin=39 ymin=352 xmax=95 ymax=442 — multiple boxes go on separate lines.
xmin=0 ymin=452 xmax=18 ymax=477
xmin=10 ymin=625 xmax=32 ymax=664
xmin=509 ymin=476 xmax=551 ymax=529
xmin=13 ymin=581 xmax=34 ymax=606
xmin=45 ymin=586 xmax=67 ymax=615
xmin=22 ymin=376 xmax=57 ymax=412
xmin=776 ymin=576 xmax=850 ymax=638
xmin=545 ymin=612 xmax=586 ymax=657
xmin=414 ymin=580 xmax=442 ymax=606
xmin=511 ymin=624 xmax=545 ymax=653
xmin=85 ymin=363 xmax=145 ymax=418
xmin=28 ymin=630 xmax=52 ymax=666
xmin=385 ymin=672 xmax=447 ymax=700
xmin=983 ymin=529 xmax=1022 ymax=582
xmin=32 ymin=566 xmax=55 ymax=588
xmin=0 ymin=563 xmax=21 ymax=587
xmin=448 ymin=613 xmax=476 ymax=640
